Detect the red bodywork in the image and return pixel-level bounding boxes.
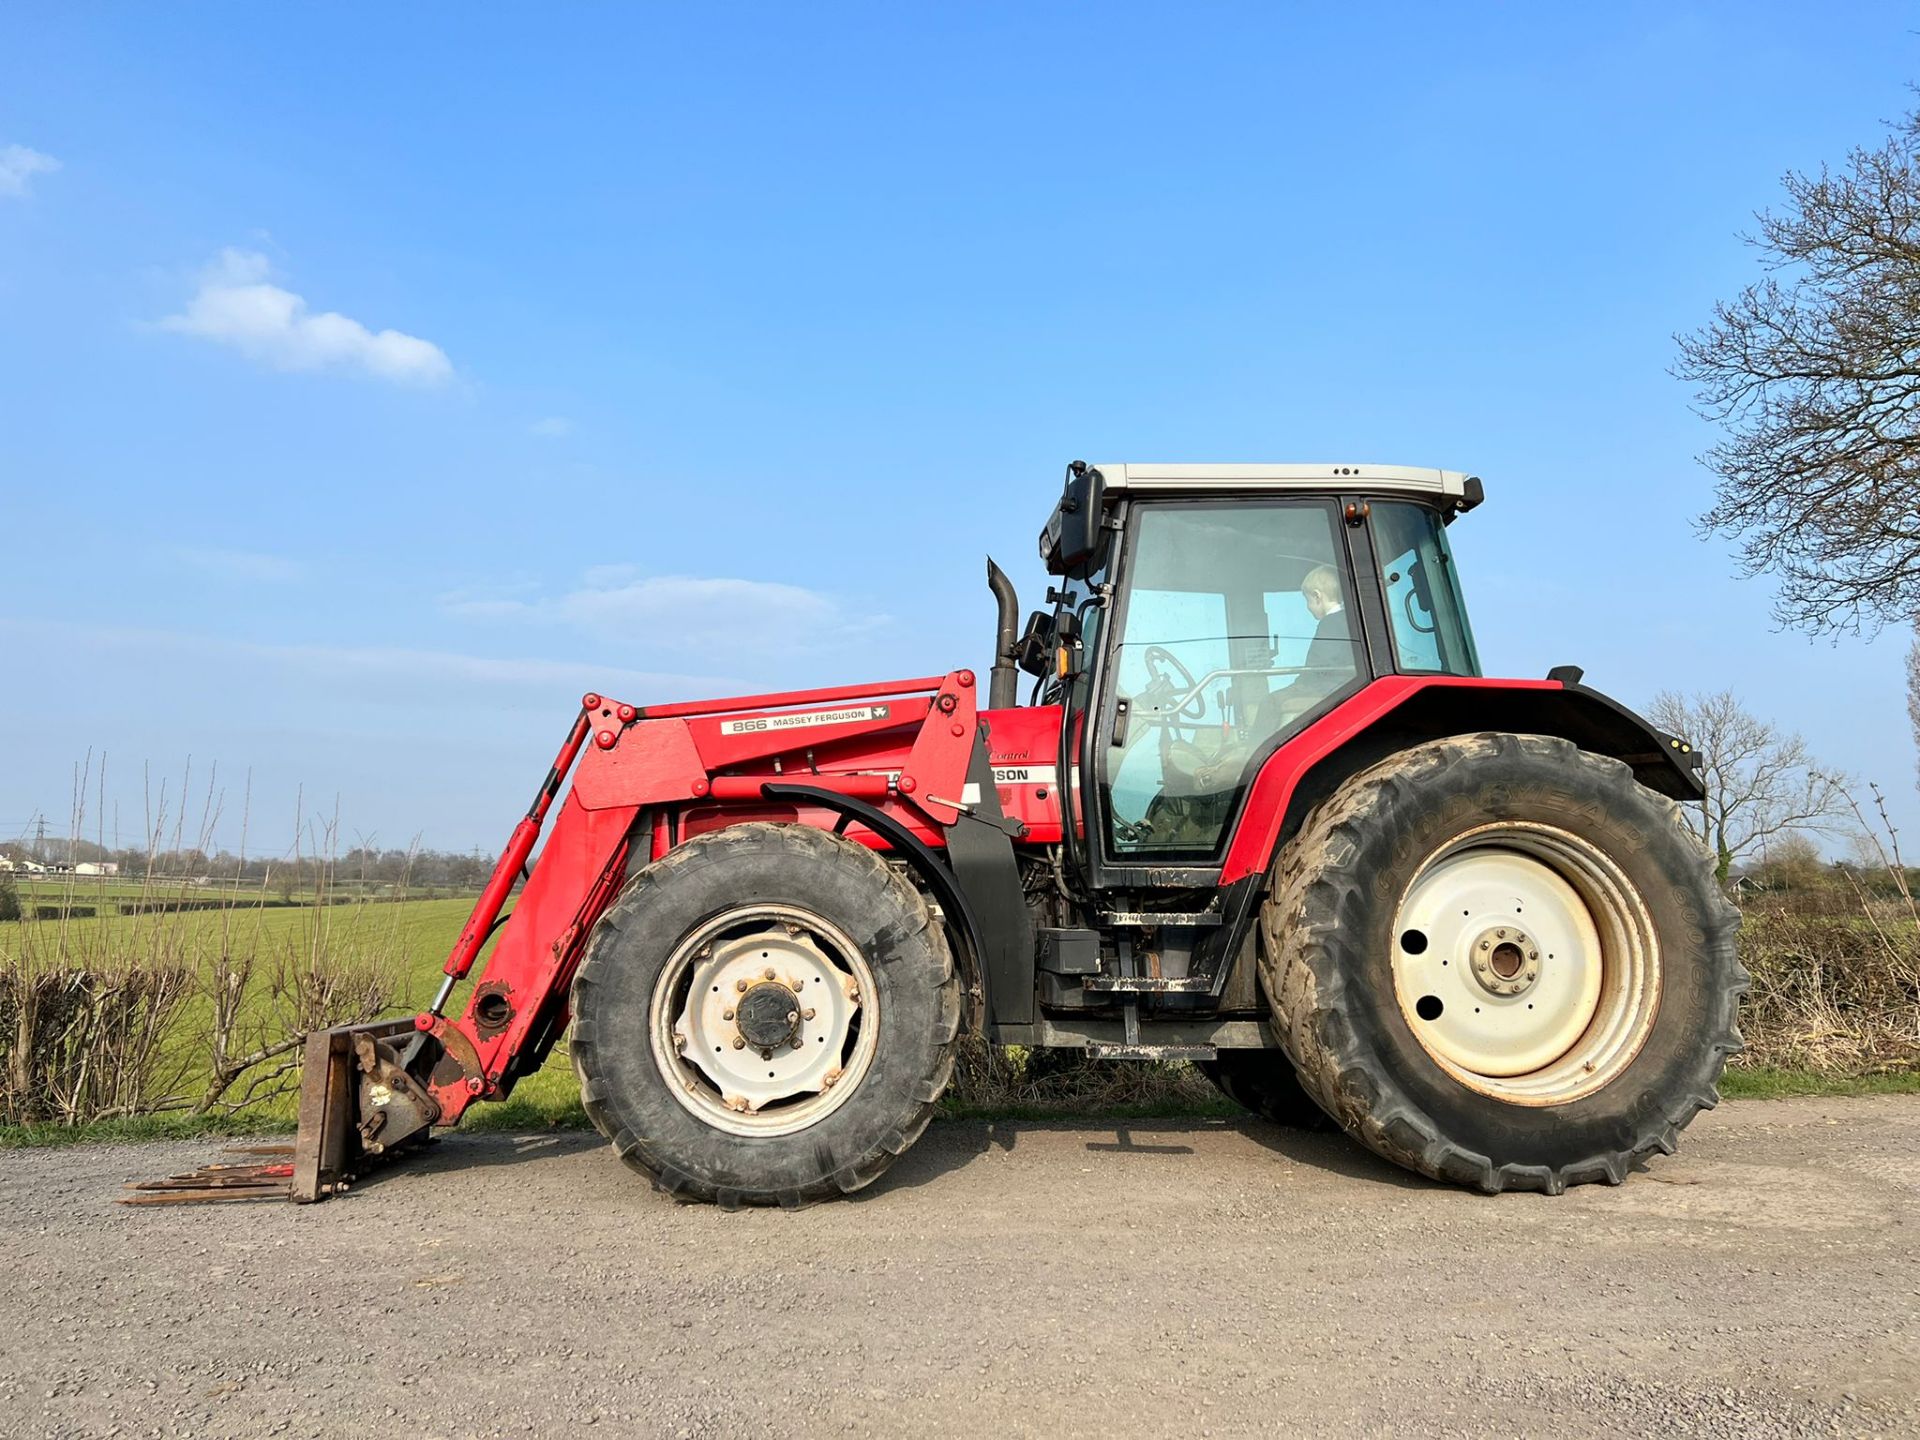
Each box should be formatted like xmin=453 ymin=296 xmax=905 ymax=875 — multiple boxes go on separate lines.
xmin=417 ymin=670 xmax=1560 ymax=1125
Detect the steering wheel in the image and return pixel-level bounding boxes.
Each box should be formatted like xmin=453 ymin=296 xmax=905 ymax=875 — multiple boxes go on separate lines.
xmin=1142 ymin=645 xmax=1207 ymax=719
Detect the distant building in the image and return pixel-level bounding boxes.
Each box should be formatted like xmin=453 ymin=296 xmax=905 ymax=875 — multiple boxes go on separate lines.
xmin=0 ymin=856 xmax=47 ymax=874
xmin=74 ymin=862 xmax=120 ymax=877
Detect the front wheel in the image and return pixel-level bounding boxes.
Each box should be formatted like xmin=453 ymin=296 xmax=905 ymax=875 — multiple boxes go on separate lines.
xmin=571 ymin=823 xmax=961 ymax=1207
xmin=1260 ymin=733 xmax=1744 ymax=1194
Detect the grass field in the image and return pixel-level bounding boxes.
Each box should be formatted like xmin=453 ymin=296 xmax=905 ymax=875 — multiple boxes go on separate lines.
xmin=0 ymin=892 xmax=585 ymax=1138
xmin=0 ymin=894 xmax=477 ymax=992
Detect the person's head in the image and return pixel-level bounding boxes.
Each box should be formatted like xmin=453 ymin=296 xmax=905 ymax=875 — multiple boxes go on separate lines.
xmin=1301 ymin=564 xmax=1343 ymax=621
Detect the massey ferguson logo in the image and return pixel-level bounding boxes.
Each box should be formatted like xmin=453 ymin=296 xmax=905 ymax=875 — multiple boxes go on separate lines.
xmin=991 ymin=764 xmax=1058 ymax=785
xmin=719 ymin=704 xmax=891 ymax=736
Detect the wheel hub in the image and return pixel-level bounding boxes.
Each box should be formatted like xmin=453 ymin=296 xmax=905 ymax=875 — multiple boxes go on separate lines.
xmin=1470 ymin=926 xmax=1540 ymax=997
xmin=736 ymin=981 xmax=802 ymax=1050
xmin=655 ymin=906 xmax=873 ymax=1135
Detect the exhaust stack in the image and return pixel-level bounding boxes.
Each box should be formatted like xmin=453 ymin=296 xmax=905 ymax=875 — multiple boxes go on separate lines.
xmin=987 ymin=557 xmax=1019 ymax=709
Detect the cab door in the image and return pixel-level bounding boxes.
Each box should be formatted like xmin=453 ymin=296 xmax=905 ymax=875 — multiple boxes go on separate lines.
xmin=1082 ymin=497 xmax=1374 ymax=887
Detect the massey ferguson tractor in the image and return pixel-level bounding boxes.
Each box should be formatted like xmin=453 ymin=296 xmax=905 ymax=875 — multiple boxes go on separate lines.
xmin=147 ymin=462 xmax=1743 ymax=1207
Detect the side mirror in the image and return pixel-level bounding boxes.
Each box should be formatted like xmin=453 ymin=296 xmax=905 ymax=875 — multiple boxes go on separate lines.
xmin=1015 ymin=611 xmax=1056 ymax=677
xmin=1038 ymin=461 xmax=1108 ymax=576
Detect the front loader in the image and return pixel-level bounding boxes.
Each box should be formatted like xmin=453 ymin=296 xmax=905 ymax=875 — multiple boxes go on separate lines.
xmin=140 ymin=462 xmax=1742 ymax=1207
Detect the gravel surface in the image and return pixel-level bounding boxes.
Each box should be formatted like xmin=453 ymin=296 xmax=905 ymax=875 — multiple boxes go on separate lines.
xmin=3 ymin=1095 xmax=1917 ymax=1438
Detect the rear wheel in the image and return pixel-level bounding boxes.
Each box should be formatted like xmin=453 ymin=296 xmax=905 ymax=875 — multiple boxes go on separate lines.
xmin=571 ymin=823 xmax=961 ymax=1207
xmin=1260 ymin=732 xmax=1744 ymax=1193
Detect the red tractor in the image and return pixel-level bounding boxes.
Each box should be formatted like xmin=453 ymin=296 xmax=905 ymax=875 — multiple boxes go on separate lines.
xmin=285 ymin=462 xmax=1743 ymax=1206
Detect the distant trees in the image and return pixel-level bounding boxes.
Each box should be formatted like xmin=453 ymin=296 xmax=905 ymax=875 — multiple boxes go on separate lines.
xmin=1744 ymin=832 xmax=1827 ymax=891
xmin=11 ymin=843 xmax=497 ymax=891
xmin=1650 ymin=690 xmax=1848 ymax=883
xmin=1677 ymin=107 xmax=1920 ymax=637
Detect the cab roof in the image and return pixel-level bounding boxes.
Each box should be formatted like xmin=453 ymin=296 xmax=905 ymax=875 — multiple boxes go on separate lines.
xmin=1092 ymin=463 xmax=1480 ymax=505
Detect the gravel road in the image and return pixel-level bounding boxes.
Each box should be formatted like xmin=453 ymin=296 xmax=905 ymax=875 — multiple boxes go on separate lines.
xmin=2 ymin=1094 xmax=1917 ymax=1439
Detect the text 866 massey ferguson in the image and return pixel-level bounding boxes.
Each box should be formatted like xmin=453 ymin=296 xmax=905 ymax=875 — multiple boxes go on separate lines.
xmin=249 ymin=462 xmax=1742 ymax=1209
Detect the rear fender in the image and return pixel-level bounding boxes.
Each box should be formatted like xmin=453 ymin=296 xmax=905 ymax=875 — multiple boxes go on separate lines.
xmin=1220 ymin=676 xmax=1702 ymax=885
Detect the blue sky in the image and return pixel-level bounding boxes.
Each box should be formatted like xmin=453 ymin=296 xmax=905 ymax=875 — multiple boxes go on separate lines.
xmin=2 ymin=4 xmax=1916 ymax=856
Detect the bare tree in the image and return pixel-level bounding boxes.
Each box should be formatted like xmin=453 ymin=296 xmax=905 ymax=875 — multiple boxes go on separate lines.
xmin=1746 ymin=831 xmax=1826 ymax=891
xmin=1676 ymin=108 xmax=1920 ymax=635
xmin=1649 ymin=690 xmax=1849 ymax=882
xmin=1906 ymin=634 xmax=1920 ymax=796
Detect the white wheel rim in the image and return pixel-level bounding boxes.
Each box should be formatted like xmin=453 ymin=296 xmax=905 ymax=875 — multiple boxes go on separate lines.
xmin=649 ymin=903 xmax=878 ymax=1138
xmin=1390 ymin=822 xmax=1661 ymax=1106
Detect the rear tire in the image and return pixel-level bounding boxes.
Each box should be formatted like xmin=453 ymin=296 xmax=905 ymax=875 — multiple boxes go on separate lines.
xmin=1260 ymin=733 xmax=1744 ymax=1194
xmin=1197 ymin=1051 xmax=1332 ymax=1129
xmin=571 ymin=823 xmax=961 ymax=1207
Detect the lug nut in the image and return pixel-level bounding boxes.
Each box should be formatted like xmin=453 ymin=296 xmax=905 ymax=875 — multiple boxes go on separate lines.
xmin=722 ymin=1009 xmax=734 ymax=1022
xmin=732 ymin=1037 xmax=746 ymax=1050
xmin=764 ymin=967 xmax=776 ymax=980
xmin=736 ymin=979 xmax=749 ymax=992
xmin=760 ymin=1048 xmax=773 ymax=1061
xmin=803 ymin=1008 xmax=816 ymax=1021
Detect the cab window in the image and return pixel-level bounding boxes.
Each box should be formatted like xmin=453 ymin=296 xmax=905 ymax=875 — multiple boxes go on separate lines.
xmin=1371 ymin=502 xmax=1480 ymax=676
xmin=1103 ymin=501 xmax=1363 ymax=856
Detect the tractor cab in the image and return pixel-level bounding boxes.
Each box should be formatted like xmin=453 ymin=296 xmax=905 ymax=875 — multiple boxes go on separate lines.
xmin=1024 ymin=462 xmax=1485 ymax=889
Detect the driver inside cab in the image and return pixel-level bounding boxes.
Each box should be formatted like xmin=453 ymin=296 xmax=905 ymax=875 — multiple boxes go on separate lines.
xmin=1258 ymin=563 xmax=1351 ymax=730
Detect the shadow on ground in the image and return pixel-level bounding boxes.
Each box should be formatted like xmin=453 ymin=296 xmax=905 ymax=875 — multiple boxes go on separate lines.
xmin=855 ymin=1111 xmax=1441 ymax=1198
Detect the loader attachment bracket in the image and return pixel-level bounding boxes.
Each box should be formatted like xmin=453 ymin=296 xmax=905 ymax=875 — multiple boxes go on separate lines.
xmin=290 ymin=1017 xmax=434 ymax=1202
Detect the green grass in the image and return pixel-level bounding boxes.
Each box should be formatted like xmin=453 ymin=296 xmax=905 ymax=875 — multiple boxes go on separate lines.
xmin=0 ymin=1109 xmax=299 ymax=1149
xmin=1718 ymin=1065 xmax=1920 ymax=1099
xmin=0 ymin=893 xmax=547 ymax=1137
xmin=0 ymin=895 xmax=477 ymax=997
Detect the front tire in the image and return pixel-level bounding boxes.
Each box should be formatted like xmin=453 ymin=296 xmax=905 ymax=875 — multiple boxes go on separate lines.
xmin=1260 ymin=733 xmax=1744 ymax=1194
xmin=571 ymin=823 xmax=961 ymax=1207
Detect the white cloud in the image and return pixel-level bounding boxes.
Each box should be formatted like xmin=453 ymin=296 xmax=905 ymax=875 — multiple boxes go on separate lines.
xmin=175 ymin=546 xmax=303 ymax=583
xmin=0 ymin=616 xmax=732 ymax=701
xmin=0 ymin=144 xmax=59 ymax=199
xmin=160 ymin=249 xmax=453 ymax=386
xmin=529 ymin=416 xmax=574 ymax=439
xmin=441 ymin=569 xmax=885 ymax=654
